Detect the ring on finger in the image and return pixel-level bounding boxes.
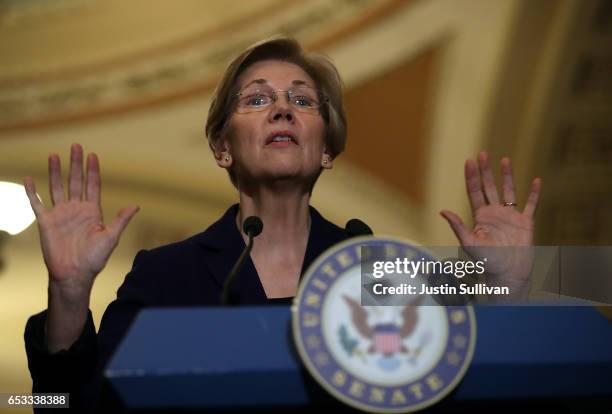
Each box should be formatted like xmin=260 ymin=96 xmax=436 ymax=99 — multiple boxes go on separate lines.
xmin=503 ymin=202 xmax=517 ymax=207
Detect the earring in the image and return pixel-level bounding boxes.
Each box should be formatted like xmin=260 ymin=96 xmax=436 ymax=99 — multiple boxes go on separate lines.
xmin=323 ymin=157 xmax=329 ymax=165
xmin=224 ymin=155 xmax=230 ymax=162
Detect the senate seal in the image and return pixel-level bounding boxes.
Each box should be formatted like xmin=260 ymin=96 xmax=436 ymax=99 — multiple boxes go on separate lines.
xmin=292 ymin=236 xmax=476 ymax=413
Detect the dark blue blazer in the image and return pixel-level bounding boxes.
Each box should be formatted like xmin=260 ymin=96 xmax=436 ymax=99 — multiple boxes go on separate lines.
xmin=25 ymin=204 xmax=349 ymax=413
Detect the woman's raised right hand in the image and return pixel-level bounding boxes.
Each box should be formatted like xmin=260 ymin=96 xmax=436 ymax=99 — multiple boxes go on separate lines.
xmin=24 ymin=144 xmax=139 ymax=298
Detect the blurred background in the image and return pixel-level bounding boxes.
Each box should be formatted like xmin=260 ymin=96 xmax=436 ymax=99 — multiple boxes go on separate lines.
xmin=0 ymin=0 xmax=610 ymax=406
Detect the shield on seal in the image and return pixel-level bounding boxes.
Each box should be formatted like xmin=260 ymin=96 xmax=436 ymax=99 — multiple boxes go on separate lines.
xmin=373 ymin=324 xmax=401 ymax=356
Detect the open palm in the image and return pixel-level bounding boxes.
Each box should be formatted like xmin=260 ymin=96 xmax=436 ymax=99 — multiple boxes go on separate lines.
xmin=441 ymin=152 xmax=541 ymax=290
xmin=25 ymin=144 xmax=139 ymax=287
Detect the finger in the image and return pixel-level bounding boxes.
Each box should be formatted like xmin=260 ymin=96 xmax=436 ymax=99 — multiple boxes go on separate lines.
xmin=48 ymin=154 xmax=65 ymax=205
xmin=501 ymin=157 xmax=516 ymax=205
xmin=108 ymin=206 xmax=140 ymax=240
xmin=68 ymin=144 xmax=84 ymax=201
xmin=440 ymin=210 xmax=473 ymax=246
xmin=85 ymin=153 xmax=101 ymax=204
xmin=477 ymin=151 xmax=500 ymax=204
xmin=465 ymin=159 xmax=486 ymax=215
xmin=24 ymin=177 xmax=45 ymax=217
xmin=523 ymin=177 xmax=542 ymax=217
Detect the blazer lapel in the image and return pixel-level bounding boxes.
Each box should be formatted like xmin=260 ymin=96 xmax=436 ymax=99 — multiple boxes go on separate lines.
xmin=193 ymin=203 xmax=349 ymax=302
xmin=193 ymin=204 xmax=244 ymax=289
xmin=300 ymin=206 xmax=349 ymax=277
xmin=193 ymin=204 xmax=268 ymax=303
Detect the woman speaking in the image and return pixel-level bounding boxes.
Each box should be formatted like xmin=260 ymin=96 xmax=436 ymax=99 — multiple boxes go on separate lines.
xmin=23 ymin=37 xmax=541 ymax=412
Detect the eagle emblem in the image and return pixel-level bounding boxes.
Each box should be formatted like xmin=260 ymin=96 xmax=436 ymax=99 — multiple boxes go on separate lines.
xmin=341 ymin=295 xmax=427 ymax=371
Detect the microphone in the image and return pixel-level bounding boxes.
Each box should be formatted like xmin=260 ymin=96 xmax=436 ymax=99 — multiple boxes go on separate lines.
xmin=221 ymin=216 xmax=263 ymax=305
xmin=243 ymin=216 xmax=263 ymax=238
xmin=345 ymin=218 xmax=373 ymax=237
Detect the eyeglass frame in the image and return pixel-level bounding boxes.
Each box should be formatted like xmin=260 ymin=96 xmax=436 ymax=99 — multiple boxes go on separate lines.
xmin=233 ymin=84 xmax=329 ymax=114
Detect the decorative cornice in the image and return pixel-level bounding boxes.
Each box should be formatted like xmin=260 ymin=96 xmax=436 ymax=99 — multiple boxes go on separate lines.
xmin=0 ymin=0 xmax=412 ymax=132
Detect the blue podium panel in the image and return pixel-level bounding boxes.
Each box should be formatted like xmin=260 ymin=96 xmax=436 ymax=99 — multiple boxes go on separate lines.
xmin=456 ymin=306 xmax=612 ymax=400
xmin=105 ymin=307 xmax=309 ymax=409
xmin=106 ymin=306 xmax=612 ymax=410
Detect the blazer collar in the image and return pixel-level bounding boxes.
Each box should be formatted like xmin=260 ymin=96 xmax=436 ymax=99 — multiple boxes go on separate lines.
xmin=193 ymin=203 xmax=348 ymax=290
xmin=194 ymin=204 xmax=244 ymax=252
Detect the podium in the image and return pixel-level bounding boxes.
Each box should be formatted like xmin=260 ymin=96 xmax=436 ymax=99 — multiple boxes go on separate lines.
xmin=105 ymin=305 xmax=612 ymax=411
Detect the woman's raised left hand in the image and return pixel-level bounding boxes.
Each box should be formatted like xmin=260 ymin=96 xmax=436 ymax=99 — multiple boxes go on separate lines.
xmin=440 ymin=152 xmax=542 ymax=298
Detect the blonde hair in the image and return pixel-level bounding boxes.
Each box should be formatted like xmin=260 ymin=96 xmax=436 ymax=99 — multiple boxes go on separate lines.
xmin=205 ymin=37 xmax=347 ymax=186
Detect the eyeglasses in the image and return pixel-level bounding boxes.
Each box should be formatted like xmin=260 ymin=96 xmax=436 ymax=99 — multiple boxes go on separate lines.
xmin=234 ymin=84 xmax=327 ymax=114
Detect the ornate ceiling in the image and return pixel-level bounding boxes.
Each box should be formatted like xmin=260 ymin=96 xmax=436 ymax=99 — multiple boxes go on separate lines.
xmin=0 ymin=0 xmax=409 ymax=130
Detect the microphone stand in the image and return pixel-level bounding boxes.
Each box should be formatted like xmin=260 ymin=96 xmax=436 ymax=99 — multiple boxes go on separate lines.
xmin=221 ymin=217 xmax=263 ymax=305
